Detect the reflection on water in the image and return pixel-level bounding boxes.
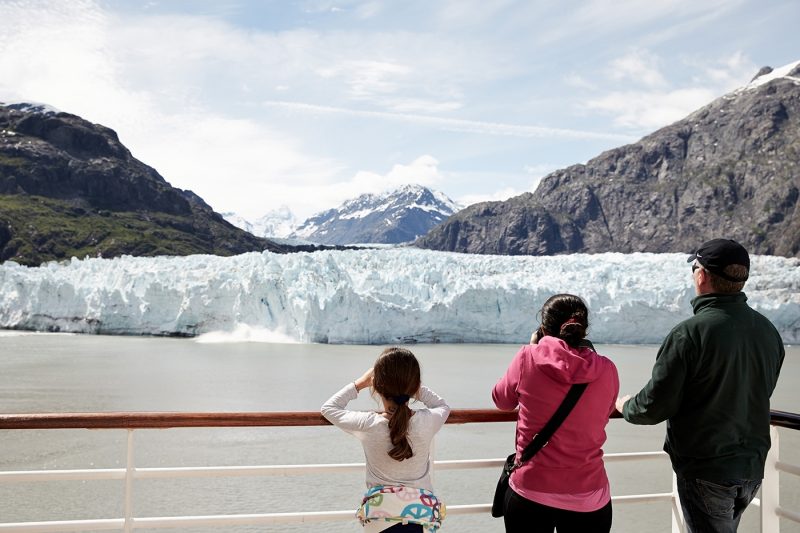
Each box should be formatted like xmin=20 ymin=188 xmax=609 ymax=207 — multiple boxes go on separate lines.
xmin=0 ymin=334 xmax=798 ymax=532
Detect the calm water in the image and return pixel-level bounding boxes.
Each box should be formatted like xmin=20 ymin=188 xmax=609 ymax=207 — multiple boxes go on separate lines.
xmin=0 ymin=334 xmax=797 ymax=532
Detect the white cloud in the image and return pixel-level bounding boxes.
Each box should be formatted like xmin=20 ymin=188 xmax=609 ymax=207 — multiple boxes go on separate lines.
xmin=584 ymin=87 xmax=717 ymax=130
xmin=341 ymin=155 xmax=442 ymax=192
xmin=384 ymin=98 xmax=463 ymax=113
xmin=524 ymin=163 xmax=559 ymax=177
xmin=261 ymin=100 xmax=636 ymax=142
xmin=132 ymin=114 xmax=342 ymax=213
xmin=583 ymin=49 xmax=760 ymax=131
xmin=354 ymin=1 xmax=383 ymax=19
xmin=564 ymin=73 xmax=597 ymax=90
xmin=524 ymin=164 xmax=560 ymax=192
xmin=690 ymin=51 xmax=758 ymax=90
xmin=436 ymin=0 xmax=516 ymax=28
xmin=0 ymin=1 xmax=114 ymax=105
xmin=382 ymin=155 xmax=442 ymax=188
xmin=608 ymin=49 xmax=666 ymax=88
xmin=537 ymin=0 xmax=740 ymax=45
xmin=457 ymin=187 xmax=525 ymax=207
xmin=336 ymin=154 xmax=443 ymax=198
xmin=255 ymin=156 xmax=444 ymax=219
xmin=95 ymin=8 xmax=519 ymax=118
xmin=317 ymin=59 xmax=411 ymax=99
xmin=0 ymin=0 xmax=342 ymax=221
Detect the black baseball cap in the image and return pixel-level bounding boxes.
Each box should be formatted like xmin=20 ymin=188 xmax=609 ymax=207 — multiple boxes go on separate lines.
xmin=687 ymin=239 xmax=750 ymax=282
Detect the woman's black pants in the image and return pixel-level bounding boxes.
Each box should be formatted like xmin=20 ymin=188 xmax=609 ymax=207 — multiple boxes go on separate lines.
xmin=502 ymin=486 xmax=612 ymax=533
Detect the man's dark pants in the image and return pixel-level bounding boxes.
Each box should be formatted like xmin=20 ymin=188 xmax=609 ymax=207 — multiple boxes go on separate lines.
xmin=676 ymin=477 xmax=761 ymax=533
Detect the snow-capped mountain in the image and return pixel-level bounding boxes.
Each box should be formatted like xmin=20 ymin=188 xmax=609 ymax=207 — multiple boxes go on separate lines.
xmin=417 ymin=61 xmax=800 ymax=257
xmin=291 ymin=185 xmax=462 ymax=245
xmin=223 ymin=206 xmax=298 ymax=239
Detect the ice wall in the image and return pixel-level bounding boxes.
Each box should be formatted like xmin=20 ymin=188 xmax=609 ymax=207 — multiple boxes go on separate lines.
xmin=0 ymin=249 xmax=797 ymax=344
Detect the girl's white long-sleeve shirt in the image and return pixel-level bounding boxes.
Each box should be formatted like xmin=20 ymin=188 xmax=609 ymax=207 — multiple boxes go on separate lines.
xmin=321 ymin=383 xmax=450 ymax=492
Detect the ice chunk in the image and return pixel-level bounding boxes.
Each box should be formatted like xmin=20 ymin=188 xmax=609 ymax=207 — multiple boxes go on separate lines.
xmin=0 ymin=249 xmax=797 ymax=344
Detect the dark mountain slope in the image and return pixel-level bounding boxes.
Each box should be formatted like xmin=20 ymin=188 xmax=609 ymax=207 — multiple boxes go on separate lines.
xmin=416 ymin=64 xmax=800 ymax=257
xmin=0 ymin=103 xmax=284 ymax=265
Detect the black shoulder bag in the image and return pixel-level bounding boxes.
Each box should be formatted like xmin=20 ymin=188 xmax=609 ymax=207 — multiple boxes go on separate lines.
xmin=491 ymin=382 xmax=588 ymax=518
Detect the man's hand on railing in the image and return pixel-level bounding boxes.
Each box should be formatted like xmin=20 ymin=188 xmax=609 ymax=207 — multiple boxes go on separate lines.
xmin=613 ymin=395 xmax=631 ymax=419
xmin=615 ymin=395 xmax=631 ymax=413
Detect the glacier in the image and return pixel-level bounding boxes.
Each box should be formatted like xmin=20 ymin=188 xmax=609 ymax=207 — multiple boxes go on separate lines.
xmin=0 ymin=249 xmax=797 ymax=344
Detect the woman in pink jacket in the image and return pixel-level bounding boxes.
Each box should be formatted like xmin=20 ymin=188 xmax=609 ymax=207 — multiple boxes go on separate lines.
xmin=492 ymin=294 xmax=619 ymax=533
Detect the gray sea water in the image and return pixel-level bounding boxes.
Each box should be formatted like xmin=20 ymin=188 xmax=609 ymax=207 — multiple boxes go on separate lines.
xmin=0 ymin=334 xmax=797 ymax=532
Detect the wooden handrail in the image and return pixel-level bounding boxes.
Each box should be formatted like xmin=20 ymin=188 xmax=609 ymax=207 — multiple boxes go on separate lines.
xmin=0 ymin=409 xmax=518 ymax=430
xmin=0 ymin=409 xmax=796 ymax=431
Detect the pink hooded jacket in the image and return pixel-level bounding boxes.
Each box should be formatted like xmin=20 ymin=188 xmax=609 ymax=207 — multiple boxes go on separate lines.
xmin=492 ymin=336 xmax=619 ymax=495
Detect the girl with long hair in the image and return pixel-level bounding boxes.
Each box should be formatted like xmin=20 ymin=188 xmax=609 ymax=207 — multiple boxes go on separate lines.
xmin=322 ymin=347 xmax=450 ymax=532
xmin=493 ymin=294 xmax=619 ymax=533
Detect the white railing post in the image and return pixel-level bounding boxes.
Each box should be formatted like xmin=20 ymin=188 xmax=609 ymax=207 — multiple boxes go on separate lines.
xmin=124 ymin=429 xmax=135 ymax=533
xmin=671 ymin=473 xmax=685 ymax=533
xmin=762 ymin=426 xmax=780 ymax=533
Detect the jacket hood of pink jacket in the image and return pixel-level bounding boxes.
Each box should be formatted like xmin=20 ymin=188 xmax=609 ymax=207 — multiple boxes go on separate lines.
xmin=530 ymin=335 xmax=606 ymax=384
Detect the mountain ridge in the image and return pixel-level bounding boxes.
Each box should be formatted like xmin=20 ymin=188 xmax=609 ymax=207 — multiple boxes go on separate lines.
xmin=415 ymin=62 xmax=800 ymax=257
xmin=0 ymin=102 xmax=285 ymax=265
xmin=290 ymin=184 xmax=461 ymax=245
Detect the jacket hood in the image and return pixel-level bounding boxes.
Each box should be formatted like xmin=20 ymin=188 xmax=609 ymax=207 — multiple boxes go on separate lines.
xmin=529 ymin=336 xmax=606 ymax=384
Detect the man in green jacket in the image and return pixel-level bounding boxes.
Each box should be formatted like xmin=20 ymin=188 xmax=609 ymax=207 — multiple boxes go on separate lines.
xmin=616 ymin=238 xmax=784 ymax=533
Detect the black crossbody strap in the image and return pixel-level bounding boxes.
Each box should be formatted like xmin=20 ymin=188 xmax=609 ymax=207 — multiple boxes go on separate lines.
xmin=517 ymin=382 xmax=588 ymax=465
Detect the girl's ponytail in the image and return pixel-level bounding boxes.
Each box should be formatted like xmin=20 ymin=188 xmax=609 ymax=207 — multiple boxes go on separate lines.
xmin=387 ymin=400 xmax=413 ymax=461
xmin=373 ymin=347 xmax=421 ymax=462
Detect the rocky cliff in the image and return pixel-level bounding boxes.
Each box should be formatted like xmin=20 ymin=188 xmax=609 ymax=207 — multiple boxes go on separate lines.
xmin=0 ymin=103 xmax=284 ymax=265
xmin=416 ymin=63 xmax=800 ymax=257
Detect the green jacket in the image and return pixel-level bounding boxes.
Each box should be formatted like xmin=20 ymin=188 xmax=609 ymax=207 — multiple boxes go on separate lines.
xmin=623 ymin=292 xmax=785 ymax=480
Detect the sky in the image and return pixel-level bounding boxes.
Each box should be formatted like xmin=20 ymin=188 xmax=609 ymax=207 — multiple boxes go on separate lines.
xmin=1 ymin=1 xmax=798 ymax=221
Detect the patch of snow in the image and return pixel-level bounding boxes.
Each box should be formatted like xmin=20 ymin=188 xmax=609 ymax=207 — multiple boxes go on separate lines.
xmin=2 ymin=101 xmax=62 ymax=115
xmin=340 ymin=207 xmax=384 ymax=220
xmin=743 ymin=60 xmax=800 ymax=91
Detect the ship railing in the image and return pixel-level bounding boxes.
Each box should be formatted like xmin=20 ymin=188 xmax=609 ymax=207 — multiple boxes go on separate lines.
xmin=0 ymin=409 xmax=798 ymax=532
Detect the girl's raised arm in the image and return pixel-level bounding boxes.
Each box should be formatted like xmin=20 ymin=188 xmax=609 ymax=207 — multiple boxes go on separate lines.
xmin=321 ymin=382 xmax=373 ymax=433
xmin=417 ymin=385 xmax=450 ymax=426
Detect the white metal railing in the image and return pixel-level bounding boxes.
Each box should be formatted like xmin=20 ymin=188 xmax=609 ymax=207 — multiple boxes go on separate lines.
xmin=0 ymin=411 xmax=797 ymax=532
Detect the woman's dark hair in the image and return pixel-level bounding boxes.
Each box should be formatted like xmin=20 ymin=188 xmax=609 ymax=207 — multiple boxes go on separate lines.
xmin=372 ymin=347 xmax=421 ymax=461
xmin=538 ymin=293 xmax=589 ymax=348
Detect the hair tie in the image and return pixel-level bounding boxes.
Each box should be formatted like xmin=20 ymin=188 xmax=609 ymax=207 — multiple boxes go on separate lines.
xmin=391 ymin=394 xmax=410 ymax=405
xmin=562 ymin=318 xmax=581 ymax=327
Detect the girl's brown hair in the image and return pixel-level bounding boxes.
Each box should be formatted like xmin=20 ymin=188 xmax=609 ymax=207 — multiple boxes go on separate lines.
xmin=372 ymin=347 xmax=421 ymax=461
xmin=538 ymin=293 xmax=589 ymax=348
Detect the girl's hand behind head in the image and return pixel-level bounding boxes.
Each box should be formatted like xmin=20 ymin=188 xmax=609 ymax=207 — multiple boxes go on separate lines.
xmin=354 ymin=367 xmax=374 ymax=392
